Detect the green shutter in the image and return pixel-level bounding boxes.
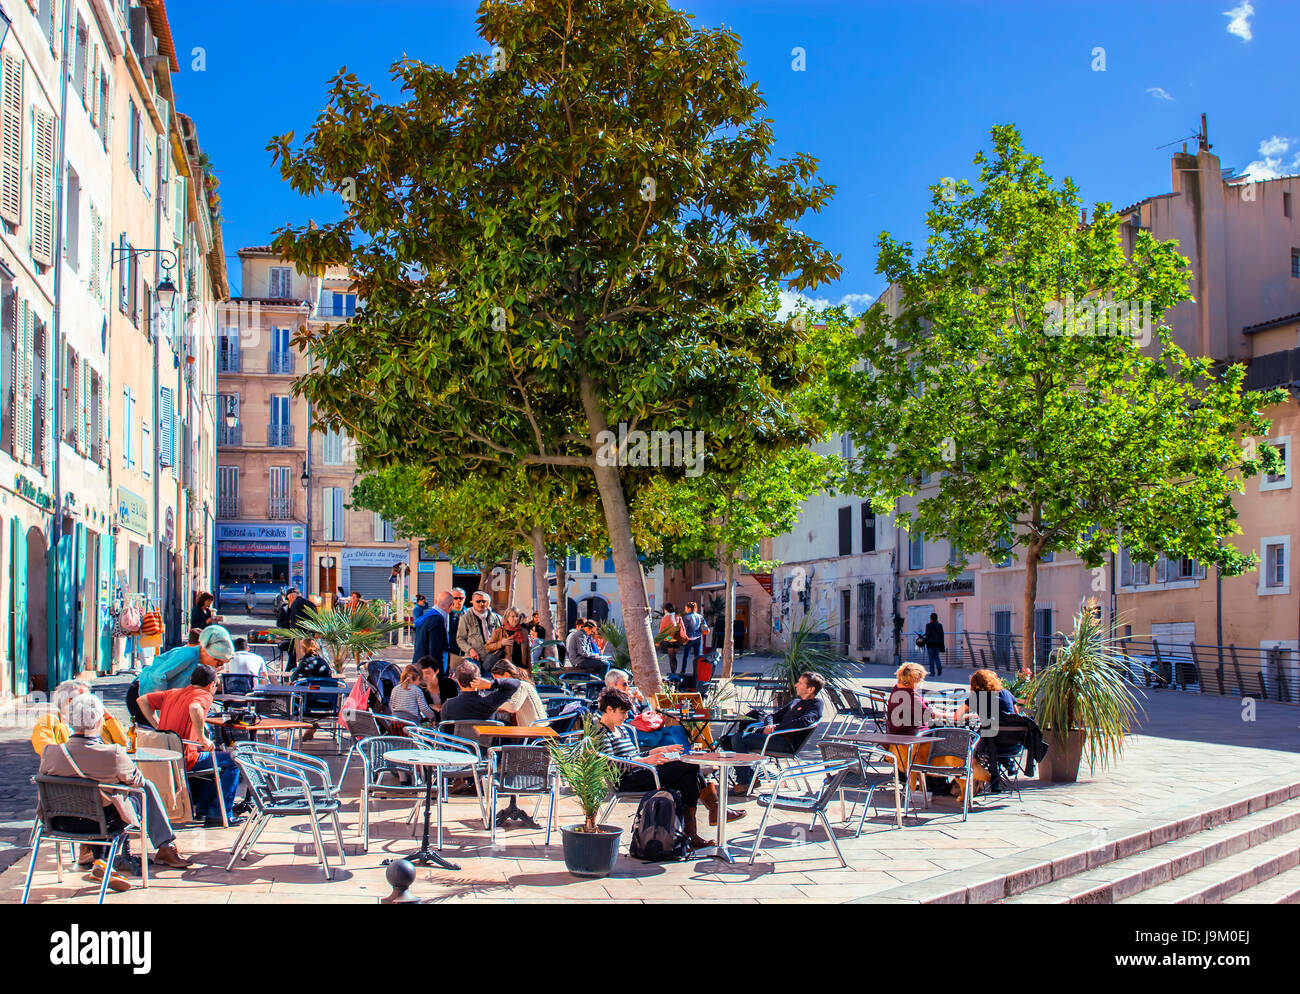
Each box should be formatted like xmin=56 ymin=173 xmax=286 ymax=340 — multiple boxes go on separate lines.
xmin=10 ymin=516 xmax=26 ymax=694
xmin=98 ymin=533 xmax=112 ymax=673
xmin=73 ymin=523 xmax=87 ymax=673
xmin=51 ymin=530 xmax=75 ymax=686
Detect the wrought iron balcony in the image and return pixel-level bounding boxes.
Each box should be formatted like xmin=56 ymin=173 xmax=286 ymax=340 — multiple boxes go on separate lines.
xmin=268 ymin=350 xmax=296 ymax=374
xmin=216 ymin=497 xmax=240 ymax=520
xmin=267 ymin=496 xmax=293 ymax=520
xmin=267 ymin=423 xmax=294 ymax=447
xmin=218 ymin=350 xmax=241 ymax=373
xmin=217 ymin=424 xmax=242 ymax=446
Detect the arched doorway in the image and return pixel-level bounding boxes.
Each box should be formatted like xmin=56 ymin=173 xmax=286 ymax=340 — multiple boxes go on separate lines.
xmin=568 ymin=594 xmax=610 ymax=630
xmin=25 ymin=527 xmax=48 ymax=693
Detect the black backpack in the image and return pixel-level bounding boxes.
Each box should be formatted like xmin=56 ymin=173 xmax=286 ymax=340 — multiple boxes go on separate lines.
xmin=628 ymin=789 xmax=690 ymax=862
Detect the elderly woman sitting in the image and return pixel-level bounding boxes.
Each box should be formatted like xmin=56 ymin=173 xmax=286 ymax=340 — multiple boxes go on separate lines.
xmin=37 ymin=694 xmax=193 ymax=890
xmin=602 ymin=668 xmax=692 ymax=752
xmin=593 ymin=688 xmax=743 ymax=849
xmin=31 ymin=680 xmax=129 ymax=755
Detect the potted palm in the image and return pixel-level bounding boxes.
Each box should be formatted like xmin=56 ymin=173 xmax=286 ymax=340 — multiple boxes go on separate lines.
xmin=767 ymin=614 xmax=857 ymax=707
xmin=546 ymin=717 xmax=624 ymax=877
xmin=1026 ymin=602 xmax=1145 ymax=783
xmin=270 ymin=603 xmax=401 ymax=674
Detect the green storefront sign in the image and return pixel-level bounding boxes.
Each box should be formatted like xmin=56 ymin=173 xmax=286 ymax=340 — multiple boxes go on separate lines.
xmin=13 ymin=473 xmax=54 ymax=511
xmin=117 ymin=487 xmax=149 ymax=536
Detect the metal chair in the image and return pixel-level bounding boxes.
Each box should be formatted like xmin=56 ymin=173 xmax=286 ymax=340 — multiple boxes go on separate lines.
xmin=227 ymin=750 xmax=346 ymax=880
xmin=973 ymin=721 xmax=1032 ymax=804
xmin=907 ymin=725 xmax=979 ymax=821
xmin=821 ymin=686 xmax=849 ymax=737
xmin=839 ymin=687 xmax=879 ymax=733
xmin=23 ymin=775 xmax=150 ymax=904
xmin=408 ymin=727 xmax=491 ymax=834
xmin=439 ymin=719 xmax=502 ymax=755
xmin=736 ymin=725 xmax=816 ymax=795
xmin=746 ymin=759 xmax=856 ymax=867
xmin=818 ymin=741 xmax=903 ymax=833
xmin=151 ymin=729 xmax=229 ymax=827
xmin=597 ymin=750 xmax=662 ymax=822
xmin=290 ymin=677 xmax=345 ymax=753
xmin=333 ymin=734 xmax=431 ymax=852
xmin=485 ymin=745 xmax=560 ymax=845
xmin=861 ymin=688 xmax=891 ymax=732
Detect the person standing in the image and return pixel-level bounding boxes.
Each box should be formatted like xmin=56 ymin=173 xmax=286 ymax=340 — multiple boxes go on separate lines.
xmin=924 ymin=612 xmax=946 ymax=678
xmin=447 ymin=588 xmax=467 ymax=671
xmin=190 ymin=591 xmax=222 ymax=630
xmin=125 ymin=626 xmax=234 ymax=726
xmin=657 ymin=603 xmax=685 ymax=674
xmin=679 ymin=601 xmax=709 ymax=678
xmin=279 ymin=588 xmax=311 ymax=671
xmin=458 ymin=591 xmax=504 ymax=672
xmin=419 ymin=591 xmax=456 ymax=701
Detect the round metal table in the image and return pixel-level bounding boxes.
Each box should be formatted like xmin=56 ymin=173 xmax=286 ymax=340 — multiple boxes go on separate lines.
xmin=679 ymin=751 xmax=765 ymax=863
xmin=129 ymin=746 xmax=182 ymax=764
xmin=381 ymin=749 xmax=474 ymax=871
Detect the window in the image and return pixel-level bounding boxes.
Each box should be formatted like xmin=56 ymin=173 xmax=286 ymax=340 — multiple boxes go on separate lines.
xmin=322 ymin=427 xmax=344 ymax=465
xmin=1286 ymin=192 xmax=1293 ymax=219
xmin=1262 ymin=437 xmax=1291 ymax=491
xmin=65 ymin=169 xmax=80 ymax=271
xmin=372 ymin=512 xmax=394 ymax=543
xmin=1261 ymin=537 xmax=1290 ymax=595
xmin=0 ymin=52 xmax=24 ymax=226
xmin=566 ymin=554 xmax=578 ymax=573
xmin=322 ymin=487 xmax=345 ymax=541
xmin=840 ymin=432 xmax=853 ymax=461
xmin=838 ymin=506 xmax=852 ymax=557
xmin=122 ymin=388 xmax=134 ymax=468
xmin=993 ymin=538 xmax=1012 ymax=568
xmin=217 ymin=466 xmax=239 ymax=518
xmin=1293 ymin=250 xmax=1300 ymax=279
xmin=579 ymin=556 xmax=592 ymax=573
xmin=860 ymin=505 xmax=876 ymax=553
xmin=1 ymin=274 xmax=12 ymax=457
xmin=992 ymin=609 xmax=1013 ymax=667
xmin=128 ymin=99 xmax=141 ymax=182
xmin=64 ymin=345 xmax=78 ymax=446
xmin=327 ymin=292 xmax=357 ymax=317
xmin=857 ymin=580 xmax=875 ymax=651
xmin=949 ymin=541 xmax=961 ymax=566
xmin=32 ymin=318 xmax=45 ymax=471
xmin=909 ymin=527 xmax=923 ymax=570
xmin=1040 ymin=548 xmax=1054 ymax=564
xmin=1120 ymin=544 xmax=1151 ymax=586
xmin=158 ymin=387 xmax=174 ymax=468
xmin=141 ymin=417 xmax=149 ymax=480
xmin=37 ymin=0 xmax=57 ymax=52
xmin=73 ymin=18 xmax=88 ymax=110
xmin=31 ymin=109 xmax=55 ymax=266
xmin=269 ymin=267 xmax=292 ymax=298
xmin=141 ymin=280 xmax=152 ymax=340
xmin=269 ymin=466 xmax=291 ymax=520
xmin=96 ymin=64 xmax=110 ymax=148
xmin=218 ymin=327 xmax=240 ymax=371
xmin=268 ymin=395 xmax=291 ymax=445
xmin=89 ymin=369 xmax=101 ymax=464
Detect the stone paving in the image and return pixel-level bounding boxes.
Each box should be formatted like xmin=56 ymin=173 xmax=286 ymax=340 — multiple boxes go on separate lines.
xmin=2 ymin=650 xmax=1298 ymax=903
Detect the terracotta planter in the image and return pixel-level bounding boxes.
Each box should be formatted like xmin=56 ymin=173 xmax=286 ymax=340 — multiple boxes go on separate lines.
xmin=1038 ymin=729 xmax=1086 ymax=783
xmin=559 ymin=824 xmax=622 ymax=878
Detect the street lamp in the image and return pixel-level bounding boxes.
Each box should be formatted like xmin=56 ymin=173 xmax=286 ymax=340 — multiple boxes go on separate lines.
xmin=155 ymin=274 xmax=177 ymax=312
xmin=109 ymin=245 xmax=180 ymax=312
xmin=300 ymin=465 xmax=310 ymax=489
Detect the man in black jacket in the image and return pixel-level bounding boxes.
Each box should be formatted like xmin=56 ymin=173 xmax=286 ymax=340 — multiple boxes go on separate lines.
xmin=721 ymin=671 xmax=825 ymax=787
xmin=924 ymin=612 xmax=946 ymax=677
xmin=278 ymin=588 xmax=311 ymax=670
xmin=438 ymin=661 xmax=521 ymax=723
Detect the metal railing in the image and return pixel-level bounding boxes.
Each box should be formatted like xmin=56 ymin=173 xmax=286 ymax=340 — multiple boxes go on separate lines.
xmin=904 ymin=631 xmax=1300 ymax=705
xmin=267 ymin=496 xmax=293 ymax=520
xmin=216 ymin=424 xmax=242 ymax=446
xmin=216 ymin=497 xmax=239 ymax=519
xmin=268 ymin=350 xmax=296 ymax=374
xmin=218 ymin=350 xmax=241 ymax=373
xmin=267 ymin=423 xmax=294 ymax=447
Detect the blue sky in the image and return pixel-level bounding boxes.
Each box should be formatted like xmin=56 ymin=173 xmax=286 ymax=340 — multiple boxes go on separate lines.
xmin=167 ymin=0 xmax=1296 ymax=305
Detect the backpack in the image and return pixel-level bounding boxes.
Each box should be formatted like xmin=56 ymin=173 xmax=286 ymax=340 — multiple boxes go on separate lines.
xmin=628 ymin=789 xmax=690 ymax=862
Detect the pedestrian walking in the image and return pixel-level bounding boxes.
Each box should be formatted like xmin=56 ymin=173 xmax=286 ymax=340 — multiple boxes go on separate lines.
xmin=924 ymin=612 xmax=946 ymax=677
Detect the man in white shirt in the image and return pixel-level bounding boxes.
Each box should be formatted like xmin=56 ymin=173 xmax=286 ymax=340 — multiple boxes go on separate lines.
xmin=224 ymin=637 xmax=270 ymax=686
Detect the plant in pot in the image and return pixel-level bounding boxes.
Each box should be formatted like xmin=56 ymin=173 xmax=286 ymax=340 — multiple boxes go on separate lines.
xmin=1025 ymin=602 xmax=1145 ymax=783
xmin=767 ymin=614 xmax=857 ymax=707
xmin=546 ymin=717 xmax=624 ymax=877
xmin=270 ymin=603 xmax=401 ymax=674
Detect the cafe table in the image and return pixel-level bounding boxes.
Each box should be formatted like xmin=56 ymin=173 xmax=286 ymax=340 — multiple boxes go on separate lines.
xmin=205 ymin=715 xmax=314 ymax=751
xmin=679 ymin=751 xmax=765 ymax=863
xmin=473 ymin=725 xmax=558 ymax=828
xmin=128 ymin=746 xmax=183 ymax=764
xmin=381 ymin=748 xmax=474 ymax=871
xmin=825 ymin=731 xmax=938 ymax=818
xmin=665 ymin=710 xmax=749 ymax=749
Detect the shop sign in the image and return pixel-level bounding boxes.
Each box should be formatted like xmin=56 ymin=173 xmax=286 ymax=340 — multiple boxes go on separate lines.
xmin=751 ymin=572 xmax=773 ymax=595
xmin=14 ymin=473 xmax=54 ymax=511
xmin=217 ymin=523 xmax=293 ymax=541
xmin=905 ymin=571 xmax=974 ymax=600
xmin=341 ymin=547 xmax=409 ymax=567
xmin=117 ymin=488 xmax=149 ymax=536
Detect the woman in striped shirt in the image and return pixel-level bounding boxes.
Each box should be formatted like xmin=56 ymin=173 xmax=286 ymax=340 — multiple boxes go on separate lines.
xmin=593 ymin=688 xmax=745 ymax=849
xmin=391 ymin=664 xmax=437 ymax=725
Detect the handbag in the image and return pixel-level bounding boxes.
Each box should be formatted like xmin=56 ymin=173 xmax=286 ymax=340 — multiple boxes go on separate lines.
xmin=674 ymin=618 xmax=689 ymax=646
xmin=119 ymin=603 xmax=143 ymax=634
xmin=630 ymin=711 xmax=665 ymax=733
xmin=915 ymin=634 xmax=927 ymax=648
xmin=139 ymin=610 xmax=164 ymax=637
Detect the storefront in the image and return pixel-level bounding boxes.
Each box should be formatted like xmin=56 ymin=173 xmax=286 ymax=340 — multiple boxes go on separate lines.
xmin=216 ymin=523 xmax=307 ymax=591
xmin=341 ymin=546 xmax=409 ymax=600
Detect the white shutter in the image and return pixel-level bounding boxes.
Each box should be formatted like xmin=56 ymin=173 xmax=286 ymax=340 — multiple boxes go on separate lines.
xmin=1155 ymin=554 xmax=1168 ymax=584
xmin=141 ymin=126 xmax=153 ymax=200
xmin=88 ymin=205 xmax=101 ymax=302
xmin=373 ymin=511 xmax=384 ymax=542
xmin=1193 ymin=559 xmax=1207 ymax=580
xmin=123 ymin=387 xmax=133 ymax=468
xmin=73 ymin=353 xmax=83 ymax=453
xmin=0 ymin=53 xmax=22 ymax=225
xmin=89 ymin=46 xmax=99 ymax=125
xmin=15 ymin=296 xmax=30 ymax=464
xmin=159 ymin=386 xmax=174 ymax=467
xmin=158 ymin=135 xmax=170 ymax=218
xmin=322 ymin=488 xmax=335 ymax=541
xmin=31 ymin=109 xmax=55 ymax=266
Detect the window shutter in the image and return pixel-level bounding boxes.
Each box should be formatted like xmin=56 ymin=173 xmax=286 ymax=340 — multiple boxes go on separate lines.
xmin=159 ymin=386 xmax=174 ymax=467
xmin=123 ymin=387 xmax=133 ymax=468
xmin=117 ymin=235 xmax=128 ymax=312
xmin=1155 ymin=554 xmax=1168 ymax=584
xmin=88 ymin=46 xmax=99 ymax=125
xmin=88 ymin=206 xmax=101 ymax=302
xmin=15 ymin=296 xmax=30 ymax=464
xmin=1120 ymin=546 xmax=1132 ymax=587
xmin=322 ymin=488 xmax=335 ymax=541
xmin=0 ymin=53 xmax=23 ymax=225
xmin=1193 ymin=559 xmax=1206 ymax=580
xmin=373 ymin=511 xmax=384 ymax=542
xmin=158 ymin=135 xmax=170 ymax=217
xmin=31 ymin=109 xmax=55 ymax=265
xmin=141 ymin=124 xmax=153 ymax=199
xmin=173 ymin=176 xmax=185 ymax=243
xmin=73 ymin=353 xmax=84 ymax=453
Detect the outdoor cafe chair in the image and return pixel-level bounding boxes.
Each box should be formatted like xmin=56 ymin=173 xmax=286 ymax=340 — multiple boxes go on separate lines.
xmin=23 ymin=775 xmax=150 ymax=905
xmin=151 ymin=728 xmax=229 ymax=827
xmin=408 ymin=727 xmax=491 ymax=831
xmin=818 ymin=741 xmax=903 ymax=833
xmin=735 ymin=725 xmax=816 ymax=796
xmin=746 ymin=759 xmax=856 ymax=868
xmin=821 ymin=686 xmax=850 ymax=737
xmin=331 ymin=734 xmax=431 ymax=852
xmin=289 ymin=677 xmax=346 ymax=753
xmin=486 ymin=745 xmax=561 ymax=846
xmin=907 ymin=725 xmax=980 ymax=821
xmin=227 ymin=751 xmax=346 ymax=881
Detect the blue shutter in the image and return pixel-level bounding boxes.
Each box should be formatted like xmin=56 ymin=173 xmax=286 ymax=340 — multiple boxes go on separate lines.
xmin=98 ymin=534 xmax=113 ymax=672
xmin=159 ymin=386 xmax=174 ymax=467
xmin=579 ymin=557 xmax=591 ymax=574
xmin=11 ymin=517 xmax=26 ymax=692
xmin=73 ymin=523 xmax=87 ymax=672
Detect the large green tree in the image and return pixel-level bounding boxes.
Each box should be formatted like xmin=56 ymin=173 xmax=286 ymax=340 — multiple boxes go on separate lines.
xmin=826 ymin=126 xmax=1284 ymax=669
xmin=267 ymin=0 xmax=839 ymax=690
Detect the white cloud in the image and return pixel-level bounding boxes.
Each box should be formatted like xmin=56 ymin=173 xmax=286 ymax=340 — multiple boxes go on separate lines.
xmin=1146 ymin=86 xmax=1174 ymax=101
xmin=1223 ymin=2 xmax=1254 ymax=41
xmin=777 ymin=289 xmax=875 ymax=318
xmin=1239 ymin=135 xmax=1295 ymax=182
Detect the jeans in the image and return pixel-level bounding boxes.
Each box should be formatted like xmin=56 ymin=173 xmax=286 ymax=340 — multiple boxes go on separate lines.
xmin=680 ymin=638 xmax=703 ymax=675
xmin=632 ymin=724 xmax=691 ymax=752
xmin=926 ymin=646 xmax=943 ymax=677
xmin=189 ymin=750 xmax=242 ymax=819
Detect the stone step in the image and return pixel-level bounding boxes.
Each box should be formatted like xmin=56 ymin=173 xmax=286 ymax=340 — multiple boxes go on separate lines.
xmin=1119 ymin=826 xmax=1300 ymax=904
xmin=1222 ymin=863 xmax=1300 ymax=904
xmin=1003 ymin=798 xmax=1300 ymax=904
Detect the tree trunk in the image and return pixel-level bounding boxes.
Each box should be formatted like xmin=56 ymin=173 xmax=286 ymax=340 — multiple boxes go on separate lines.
xmin=1022 ymin=542 xmax=1041 ymax=675
xmin=506 ymin=549 xmax=519 ymax=608
xmin=529 ymin=526 xmax=556 ymax=659
xmin=722 ymin=553 xmax=737 ymax=678
xmin=580 ymin=374 xmax=659 ymax=692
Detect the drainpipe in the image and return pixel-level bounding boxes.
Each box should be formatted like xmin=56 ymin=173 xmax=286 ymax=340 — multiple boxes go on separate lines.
xmin=151 ymin=82 xmax=164 ymax=641
xmin=49 ymin=0 xmax=74 ymax=679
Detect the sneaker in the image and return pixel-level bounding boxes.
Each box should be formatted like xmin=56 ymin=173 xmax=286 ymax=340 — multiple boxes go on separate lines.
xmin=90 ymin=861 xmax=132 ymax=893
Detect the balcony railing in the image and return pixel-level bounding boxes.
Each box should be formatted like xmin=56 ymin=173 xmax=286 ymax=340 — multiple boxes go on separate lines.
xmin=218 ymin=350 xmax=241 ymax=373
xmin=268 ymin=350 xmax=296 ymax=374
xmin=217 ymin=424 xmax=242 ymax=446
xmin=216 ymin=497 xmax=240 ymax=519
xmin=267 ymin=423 xmax=294 ymax=447
xmin=267 ymin=496 xmax=293 ymax=520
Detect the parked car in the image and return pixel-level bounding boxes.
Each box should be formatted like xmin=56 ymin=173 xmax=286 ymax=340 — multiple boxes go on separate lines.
xmin=217 ymin=581 xmax=285 ymax=617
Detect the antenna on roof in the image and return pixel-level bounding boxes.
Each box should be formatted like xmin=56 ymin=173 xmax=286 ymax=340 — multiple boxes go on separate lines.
xmin=1199 ymin=112 xmax=1211 ymax=151
xmin=1156 ymin=130 xmax=1200 ymax=151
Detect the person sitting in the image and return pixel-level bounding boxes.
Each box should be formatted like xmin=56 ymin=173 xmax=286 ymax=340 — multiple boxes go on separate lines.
xmin=38 ymin=694 xmax=193 ymax=890
xmin=139 ymin=664 xmax=243 ymax=828
xmin=288 ymin=638 xmax=333 ymax=682
xmin=32 ymin=679 xmax=128 ymax=755
xmin=126 ymin=625 xmax=234 ymax=727
xmin=391 ymin=664 xmax=438 ymax=725
xmin=566 ymin=620 xmax=613 ymax=677
xmin=603 ymin=669 xmax=691 ymax=752
xmin=951 ymin=668 xmax=1022 ymax=796
xmin=224 ymin=637 xmax=270 ymax=687
xmin=592 ymin=688 xmax=743 ymax=847
xmin=492 ymin=659 xmax=547 ymax=727
xmin=438 ymin=661 xmax=521 ymax=724
xmin=884 ymin=662 xmax=959 ymax=793
xmin=721 ymin=671 xmax=826 ymax=788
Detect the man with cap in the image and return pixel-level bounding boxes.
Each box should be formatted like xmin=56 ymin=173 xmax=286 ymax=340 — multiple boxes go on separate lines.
xmin=124 ymin=625 xmax=234 ymax=727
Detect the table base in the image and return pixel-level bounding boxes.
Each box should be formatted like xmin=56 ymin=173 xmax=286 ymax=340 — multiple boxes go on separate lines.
xmin=494 ymin=797 xmax=540 ymax=829
xmin=383 ymin=849 xmax=460 ymax=871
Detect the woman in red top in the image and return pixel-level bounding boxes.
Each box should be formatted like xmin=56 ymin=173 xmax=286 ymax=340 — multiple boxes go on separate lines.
xmin=140 ymin=664 xmax=243 ymax=827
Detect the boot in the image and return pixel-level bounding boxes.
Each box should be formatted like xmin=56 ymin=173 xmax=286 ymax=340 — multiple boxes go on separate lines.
xmin=700 ymin=783 xmax=747 ymax=827
xmin=683 ymin=808 xmax=710 ymax=850
xmin=152 ymin=843 xmax=193 ymax=869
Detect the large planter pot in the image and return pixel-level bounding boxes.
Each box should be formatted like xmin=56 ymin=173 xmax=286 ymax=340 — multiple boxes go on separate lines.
xmin=559 ymin=824 xmax=623 ymax=878
xmin=1038 ymin=729 xmax=1087 ymax=783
